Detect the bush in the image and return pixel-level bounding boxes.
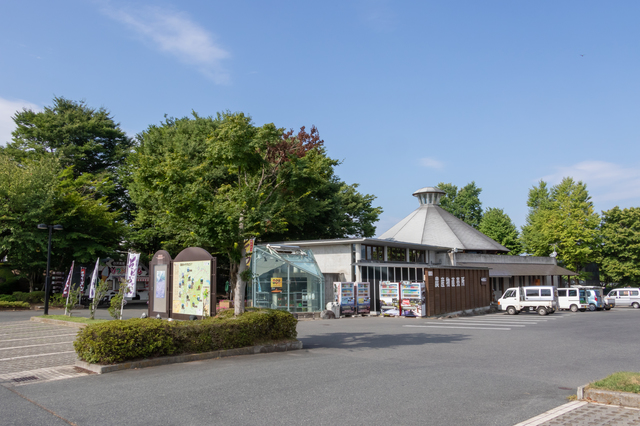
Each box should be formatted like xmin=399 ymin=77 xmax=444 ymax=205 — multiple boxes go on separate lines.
xmin=0 ymin=301 xmax=30 ymax=309
xmin=0 ymin=294 xmax=16 ymax=302
xmin=12 ymin=291 xmax=45 ymax=304
xmin=74 ymin=309 xmax=298 ymax=364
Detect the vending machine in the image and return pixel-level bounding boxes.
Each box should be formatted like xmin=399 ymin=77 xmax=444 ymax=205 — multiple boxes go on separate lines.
xmin=355 ymin=282 xmax=371 ymax=315
xmin=379 ymin=281 xmax=400 ymax=316
xmin=400 ymin=281 xmax=426 ymax=317
xmin=333 ymin=282 xmax=355 ymax=316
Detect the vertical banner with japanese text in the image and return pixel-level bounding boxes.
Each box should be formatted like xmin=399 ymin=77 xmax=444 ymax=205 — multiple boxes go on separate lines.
xmin=125 ymin=253 xmax=140 ymax=298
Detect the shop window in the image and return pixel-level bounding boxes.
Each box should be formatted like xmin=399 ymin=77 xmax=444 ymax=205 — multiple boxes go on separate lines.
xmin=362 ymin=244 xmax=384 ymax=261
xmin=409 ymin=249 xmax=426 ymax=263
xmin=388 ymin=247 xmax=406 ymax=262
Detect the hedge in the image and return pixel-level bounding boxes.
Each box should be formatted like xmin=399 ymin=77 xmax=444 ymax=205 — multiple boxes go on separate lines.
xmin=74 ymin=309 xmax=298 ymax=364
xmin=12 ymin=291 xmax=45 ymax=304
xmin=0 ymin=301 xmax=31 ymax=309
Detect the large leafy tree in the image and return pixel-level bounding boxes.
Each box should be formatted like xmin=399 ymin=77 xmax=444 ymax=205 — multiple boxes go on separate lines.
xmin=129 ymin=112 xmax=381 ymax=315
xmin=2 ymin=96 xmax=134 ymax=219
xmin=0 ymin=154 xmax=126 ymax=291
xmin=599 ymin=207 xmax=640 ymax=285
xmin=437 ymin=181 xmax=483 ymax=228
xmin=478 ymin=208 xmax=522 ymax=254
xmin=520 ymin=178 xmax=600 ymax=274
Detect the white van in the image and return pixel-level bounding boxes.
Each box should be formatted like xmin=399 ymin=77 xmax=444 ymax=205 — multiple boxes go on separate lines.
xmin=605 ymin=288 xmax=640 ymax=308
xmin=498 ymin=286 xmax=557 ymax=315
xmin=557 ymin=288 xmax=588 ymax=312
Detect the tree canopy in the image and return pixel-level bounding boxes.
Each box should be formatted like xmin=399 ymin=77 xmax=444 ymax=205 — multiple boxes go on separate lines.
xmin=437 ymin=181 xmax=483 ymax=229
xmin=478 ymin=208 xmax=522 ymax=255
xmin=2 ymin=97 xmax=134 ymax=219
xmin=128 ymin=112 xmax=381 ymax=313
xmin=520 ymin=178 xmax=600 ymax=273
xmin=0 ymin=154 xmax=126 ymax=290
xmin=599 ymin=207 xmax=640 ymax=285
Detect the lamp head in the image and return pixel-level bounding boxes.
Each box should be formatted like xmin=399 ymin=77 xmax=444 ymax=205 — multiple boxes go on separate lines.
xmin=37 ymin=224 xmax=48 ymax=230
xmin=53 ymin=225 xmax=63 ymax=231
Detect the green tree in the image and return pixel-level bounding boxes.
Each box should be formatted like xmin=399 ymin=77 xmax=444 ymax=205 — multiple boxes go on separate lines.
xmin=3 ymin=97 xmax=134 ymax=219
xmin=128 ymin=112 xmax=381 ymax=315
xmin=478 ymin=208 xmax=522 ymax=254
xmin=437 ymin=181 xmax=483 ymax=228
xmin=520 ymin=178 xmax=600 ymax=274
xmin=0 ymin=154 xmax=126 ymax=291
xmin=600 ymin=207 xmax=640 ymax=285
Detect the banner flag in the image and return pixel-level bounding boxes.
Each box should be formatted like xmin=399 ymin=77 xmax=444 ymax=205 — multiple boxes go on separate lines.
xmin=79 ymin=267 xmax=86 ymax=293
xmin=125 ymin=253 xmax=140 ymax=298
xmin=89 ymin=258 xmax=100 ymax=299
xmin=62 ymin=261 xmax=75 ymax=297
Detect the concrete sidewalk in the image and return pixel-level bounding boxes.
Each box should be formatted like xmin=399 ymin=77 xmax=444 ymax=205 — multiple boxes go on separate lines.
xmin=515 ymin=401 xmax=640 ymax=425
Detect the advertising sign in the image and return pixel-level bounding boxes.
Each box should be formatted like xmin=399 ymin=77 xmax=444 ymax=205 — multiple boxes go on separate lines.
xmin=89 ymin=258 xmax=100 ymax=299
xmin=172 ymin=260 xmax=212 ymax=316
xmin=271 ymin=277 xmax=283 ymax=293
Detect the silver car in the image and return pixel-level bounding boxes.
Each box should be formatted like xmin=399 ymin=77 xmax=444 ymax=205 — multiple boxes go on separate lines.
xmin=605 ymin=288 xmax=640 ymax=309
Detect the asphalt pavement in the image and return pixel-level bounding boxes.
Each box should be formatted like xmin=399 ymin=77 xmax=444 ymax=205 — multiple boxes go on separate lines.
xmin=0 ymin=307 xmax=639 ymax=425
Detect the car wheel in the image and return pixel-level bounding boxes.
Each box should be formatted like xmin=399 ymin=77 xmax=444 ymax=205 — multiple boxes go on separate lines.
xmin=507 ymin=306 xmax=516 ymax=315
xmin=633 ymin=302 xmax=640 ymax=309
xmin=538 ymin=307 xmax=548 ymax=316
xmin=579 ymin=308 xmax=586 ymax=312
xmin=589 ymin=304 xmax=596 ymax=311
xmin=604 ymin=305 xmax=611 ymax=310
xmin=570 ymin=304 xmax=578 ymax=312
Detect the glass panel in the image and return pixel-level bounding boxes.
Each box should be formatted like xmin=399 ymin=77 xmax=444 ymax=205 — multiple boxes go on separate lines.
xmin=402 ymin=268 xmax=408 ymax=281
xmin=361 ymin=266 xmax=367 ymax=281
xmin=388 ymin=267 xmax=395 ymax=281
xmin=417 ymin=268 xmax=423 ymax=281
xmin=409 ymin=268 xmax=415 ymax=281
xmin=381 ymin=267 xmax=388 ymax=282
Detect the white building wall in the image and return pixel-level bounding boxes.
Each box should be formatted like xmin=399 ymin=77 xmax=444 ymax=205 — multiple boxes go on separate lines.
xmin=304 ymin=245 xmax=352 ymax=279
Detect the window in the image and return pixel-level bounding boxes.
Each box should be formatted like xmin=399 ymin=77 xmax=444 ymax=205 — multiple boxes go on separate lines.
xmin=388 ymin=247 xmax=406 ymax=262
xmin=608 ymin=291 xmax=617 ymax=297
xmin=504 ymin=289 xmax=516 ymax=298
xmin=541 ymin=289 xmax=551 ymax=297
xmin=409 ymin=249 xmax=425 ymax=263
xmin=632 ymin=291 xmax=639 ymax=296
xmin=569 ymin=289 xmax=577 ymax=297
xmin=362 ymin=245 xmax=384 ymax=261
xmin=558 ymin=289 xmax=567 ymax=297
xmin=526 ymin=289 xmax=539 ymax=297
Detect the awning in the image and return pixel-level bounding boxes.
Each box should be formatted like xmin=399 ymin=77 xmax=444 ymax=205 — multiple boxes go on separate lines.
xmin=456 ymin=262 xmax=577 ymax=277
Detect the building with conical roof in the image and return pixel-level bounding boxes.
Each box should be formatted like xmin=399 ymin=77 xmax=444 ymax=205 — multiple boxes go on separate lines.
xmin=380 ymin=187 xmax=508 ymax=253
xmin=252 ymin=185 xmax=576 ymax=316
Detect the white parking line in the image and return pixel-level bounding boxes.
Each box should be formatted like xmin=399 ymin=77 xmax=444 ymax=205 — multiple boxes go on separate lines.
xmin=438 ymin=320 xmax=526 ymax=327
xmin=404 ymin=325 xmax=511 ymax=331
xmin=0 ymin=341 xmax=75 ymax=351
xmin=0 ymin=351 xmax=76 ymax=362
xmin=1 ymin=334 xmax=77 ymax=342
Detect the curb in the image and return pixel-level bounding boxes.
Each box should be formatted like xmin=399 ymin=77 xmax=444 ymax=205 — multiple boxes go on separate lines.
xmin=30 ymin=317 xmax=88 ymax=328
xmin=76 ymin=340 xmax=304 ymax=374
xmin=578 ymin=384 xmax=640 ymax=408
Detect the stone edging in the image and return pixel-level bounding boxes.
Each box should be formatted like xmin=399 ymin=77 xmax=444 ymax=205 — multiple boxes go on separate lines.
xmin=76 ymin=340 xmax=304 ymax=374
xmin=30 ymin=316 xmax=88 ymax=328
xmin=578 ymin=384 xmax=640 ymax=408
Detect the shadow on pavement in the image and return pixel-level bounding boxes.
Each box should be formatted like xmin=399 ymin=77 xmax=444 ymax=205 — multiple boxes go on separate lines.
xmin=299 ymin=331 xmax=469 ymax=350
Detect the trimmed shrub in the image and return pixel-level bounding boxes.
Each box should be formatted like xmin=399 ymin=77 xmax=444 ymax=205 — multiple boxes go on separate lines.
xmin=74 ymin=309 xmax=298 ymax=364
xmin=0 ymin=294 xmax=16 ymax=302
xmin=12 ymin=291 xmax=45 ymax=304
xmin=0 ymin=301 xmax=30 ymax=309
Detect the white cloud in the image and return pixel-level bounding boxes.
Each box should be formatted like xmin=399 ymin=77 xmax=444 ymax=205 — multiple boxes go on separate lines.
xmin=102 ymin=5 xmax=230 ymax=84
xmin=540 ymin=160 xmax=640 ymax=207
xmin=0 ymin=98 xmax=40 ymax=146
xmin=419 ymin=157 xmax=445 ymax=170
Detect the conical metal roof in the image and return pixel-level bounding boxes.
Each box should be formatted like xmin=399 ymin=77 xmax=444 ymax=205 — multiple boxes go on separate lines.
xmin=379 ymin=187 xmax=509 ymax=252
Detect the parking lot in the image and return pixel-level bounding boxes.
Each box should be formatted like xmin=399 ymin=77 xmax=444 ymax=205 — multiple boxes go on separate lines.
xmin=0 ymin=307 xmax=639 ymax=426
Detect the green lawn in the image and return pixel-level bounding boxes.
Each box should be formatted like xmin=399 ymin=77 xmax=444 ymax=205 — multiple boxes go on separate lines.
xmin=590 ymin=372 xmax=640 ymax=394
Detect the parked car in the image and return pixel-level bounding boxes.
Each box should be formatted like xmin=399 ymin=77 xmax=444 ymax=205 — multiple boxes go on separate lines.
xmin=557 ymin=288 xmax=588 ymax=312
xmin=498 ymin=286 xmax=557 ymax=315
xmin=605 ymin=288 xmax=640 ymax=309
xmin=585 ymin=288 xmax=608 ymax=311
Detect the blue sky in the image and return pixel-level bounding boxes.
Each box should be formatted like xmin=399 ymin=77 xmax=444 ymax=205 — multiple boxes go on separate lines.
xmin=2 ymin=1 xmax=639 ymax=235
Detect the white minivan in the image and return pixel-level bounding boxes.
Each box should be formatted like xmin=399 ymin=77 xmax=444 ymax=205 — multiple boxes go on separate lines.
xmin=605 ymin=288 xmax=640 ymax=308
xmin=557 ymin=288 xmax=588 ymax=312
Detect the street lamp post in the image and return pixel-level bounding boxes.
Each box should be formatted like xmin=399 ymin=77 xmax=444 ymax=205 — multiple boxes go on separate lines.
xmin=38 ymin=224 xmax=63 ymax=315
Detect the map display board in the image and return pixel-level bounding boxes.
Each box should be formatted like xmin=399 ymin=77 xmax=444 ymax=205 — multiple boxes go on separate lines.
xmin=172 ymin=260 xmax=212 ymax=316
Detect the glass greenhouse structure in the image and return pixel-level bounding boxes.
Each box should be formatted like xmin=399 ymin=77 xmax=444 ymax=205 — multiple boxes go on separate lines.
xmin=248 ymin=245 xmax=324 ymax=312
